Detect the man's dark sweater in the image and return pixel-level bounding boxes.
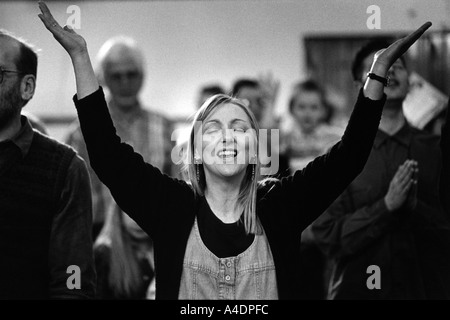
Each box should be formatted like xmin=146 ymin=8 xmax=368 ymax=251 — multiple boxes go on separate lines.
xmin=0 ymin=117 xmax=96 ymax=299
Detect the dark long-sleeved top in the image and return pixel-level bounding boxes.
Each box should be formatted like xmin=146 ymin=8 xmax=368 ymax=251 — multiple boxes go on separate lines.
xmin=74 ymin=87 xmax=385 ymax=299
xmin=312 ymin=103 xmax=450 ymax=299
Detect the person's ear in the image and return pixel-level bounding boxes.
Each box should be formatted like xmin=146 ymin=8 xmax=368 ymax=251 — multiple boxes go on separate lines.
xmin=20 ymin=74 xmax=36 ymax=102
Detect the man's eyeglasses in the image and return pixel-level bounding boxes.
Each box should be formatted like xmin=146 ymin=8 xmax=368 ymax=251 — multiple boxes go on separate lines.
xmin=0 ymin=66 xmax=24 ymax=84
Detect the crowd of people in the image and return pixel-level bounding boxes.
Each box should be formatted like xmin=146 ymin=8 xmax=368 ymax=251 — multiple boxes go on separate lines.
xmin=0 ymin=1 xmax=449 ymax=300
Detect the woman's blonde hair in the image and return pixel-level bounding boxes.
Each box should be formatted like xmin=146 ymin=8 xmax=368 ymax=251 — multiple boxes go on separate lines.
xmin=185 ymin=94 xmax=262 ymax=234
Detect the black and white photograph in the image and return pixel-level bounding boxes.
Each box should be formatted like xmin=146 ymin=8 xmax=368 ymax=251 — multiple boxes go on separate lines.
xmin=1 ymin=0 xmax=449 ymax=313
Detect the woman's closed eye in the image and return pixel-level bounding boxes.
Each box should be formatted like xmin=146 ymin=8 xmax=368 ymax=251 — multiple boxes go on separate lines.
xmin=233 ymin=127 xmax=246 ymax=133
xmin=232 ymin=122 xmax=250 ymax=133
xmin=204 ymin=125 xmax=221 ymax=135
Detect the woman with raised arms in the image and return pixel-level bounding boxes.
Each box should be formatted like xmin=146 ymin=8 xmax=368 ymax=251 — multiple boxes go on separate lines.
xmin=38 ymin=1 xmax=431 ymax=300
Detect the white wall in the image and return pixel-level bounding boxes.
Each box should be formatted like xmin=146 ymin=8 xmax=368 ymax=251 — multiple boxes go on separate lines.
xmin=1 ymin=0 xmax=449 ymax=133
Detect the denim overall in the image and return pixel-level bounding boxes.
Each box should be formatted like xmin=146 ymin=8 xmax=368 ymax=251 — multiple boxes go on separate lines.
xmin=178 ymin=218 xmax=278 ymax=299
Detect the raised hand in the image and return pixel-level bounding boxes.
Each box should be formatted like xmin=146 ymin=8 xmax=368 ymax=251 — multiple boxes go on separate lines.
xmin=258 ymin=72 xmax=280 ymax=109
xmin=372 ymin=22 xmax=432 ymax=74
xmin=363 ymin=22 xmax=431 ymax=100
xmin=257 ymin=72 xmax=280 ymax=129
xmin=38 ymin=1 xmax=98 ymax=99
xmin=384 ymin=159 xmax=418 ymax=212
xmin=38 ymin=1 xmax=88 ymax=59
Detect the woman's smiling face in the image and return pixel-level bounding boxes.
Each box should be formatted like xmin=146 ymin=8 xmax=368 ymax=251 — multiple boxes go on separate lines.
xmin=199 ymin=102 xmax=257 ymax=180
